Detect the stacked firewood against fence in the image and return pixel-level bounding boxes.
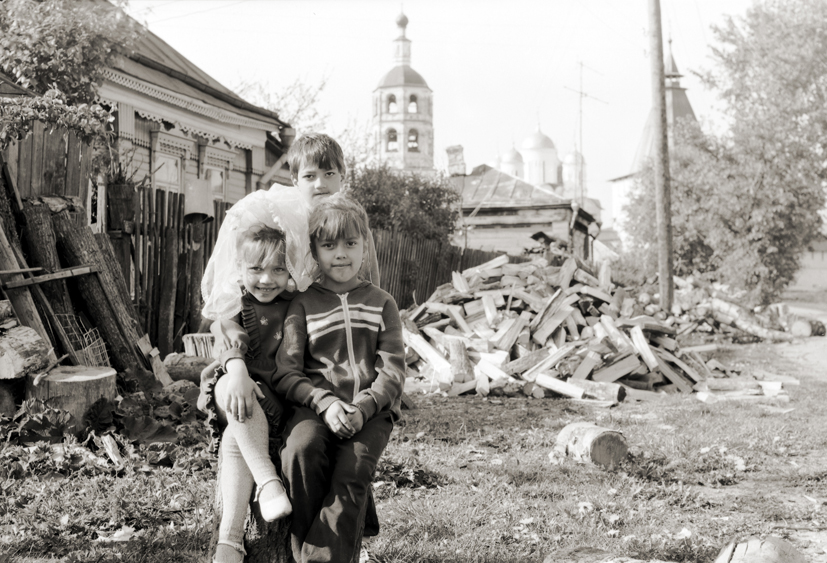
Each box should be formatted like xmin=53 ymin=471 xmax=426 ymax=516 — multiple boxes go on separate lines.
xmin=0 ymin=153 xmax=197 ymax=418
xmin=401 ymin=253 xmax=814 ymax=405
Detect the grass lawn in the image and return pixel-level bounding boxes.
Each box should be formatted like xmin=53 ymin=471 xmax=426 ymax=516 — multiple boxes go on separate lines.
xmin=2 ymin=341 xmax=827 ymax=563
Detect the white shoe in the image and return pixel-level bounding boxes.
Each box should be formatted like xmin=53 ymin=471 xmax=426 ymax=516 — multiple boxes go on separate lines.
xmin=257 ymin=478 xmax=292 ymax=522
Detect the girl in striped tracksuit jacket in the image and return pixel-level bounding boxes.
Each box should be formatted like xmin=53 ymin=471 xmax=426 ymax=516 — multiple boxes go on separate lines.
xmin=269 ymin=193 xmax=405 ymax=563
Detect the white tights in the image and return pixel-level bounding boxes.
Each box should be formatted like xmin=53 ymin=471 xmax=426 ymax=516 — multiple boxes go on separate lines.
xmin=215 ymin=379 xmax=281 ymax=551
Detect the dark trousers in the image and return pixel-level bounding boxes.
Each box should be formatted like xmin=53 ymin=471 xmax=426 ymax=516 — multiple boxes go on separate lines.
xmin=280 ymin=406 xmax=393 ymax=563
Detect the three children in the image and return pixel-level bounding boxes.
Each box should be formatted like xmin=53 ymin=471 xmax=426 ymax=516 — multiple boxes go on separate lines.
xmin=198 ymin=133 xmax=403 ymax=563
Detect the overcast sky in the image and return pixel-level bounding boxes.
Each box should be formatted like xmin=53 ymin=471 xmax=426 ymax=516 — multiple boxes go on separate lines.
xmin=125 ymin=0 xmax=755 ymax=226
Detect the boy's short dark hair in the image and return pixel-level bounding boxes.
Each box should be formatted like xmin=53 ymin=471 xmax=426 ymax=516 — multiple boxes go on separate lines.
xmin=287 ymin=132 xmax=346 ymax=179
xmin=309 ymin=193 xmax=370 ymax=256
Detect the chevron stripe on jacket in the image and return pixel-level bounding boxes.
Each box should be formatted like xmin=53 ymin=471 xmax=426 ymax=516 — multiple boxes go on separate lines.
xmin=270 ymin=281 xmax=405 ymax=422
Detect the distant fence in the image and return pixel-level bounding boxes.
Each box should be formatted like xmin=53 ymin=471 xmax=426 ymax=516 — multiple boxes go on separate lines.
xmin=373 ymin=229 xmax=528 ymax=309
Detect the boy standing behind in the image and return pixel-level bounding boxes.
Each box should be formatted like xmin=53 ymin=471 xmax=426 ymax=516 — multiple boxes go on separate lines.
xmin=269 ymin=195 xmax=405 ymax=563
xmin=286 ymin=132 xmax=381 ymax=288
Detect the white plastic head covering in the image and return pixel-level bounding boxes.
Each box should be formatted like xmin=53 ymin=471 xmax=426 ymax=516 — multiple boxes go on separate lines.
xmin=201 ymin=185 xmax=313 ymax=320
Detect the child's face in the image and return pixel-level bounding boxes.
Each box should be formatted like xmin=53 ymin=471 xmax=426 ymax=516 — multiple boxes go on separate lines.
xmin=314 ymin=234 xmax=364 ymax=293
xmin=293 ymin=160 xmax=344 ymax=204
xmin=242 ymin=257 xmax=291 ymax=303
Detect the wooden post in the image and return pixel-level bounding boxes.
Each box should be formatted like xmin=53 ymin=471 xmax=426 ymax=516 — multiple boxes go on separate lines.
xmin=187 ymin=218 xmax=206 ymax=334
xmin=648 ymin=0 xmax=674 ymax=311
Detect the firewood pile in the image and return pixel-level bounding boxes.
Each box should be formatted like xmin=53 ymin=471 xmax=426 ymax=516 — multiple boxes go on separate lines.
xmin=400 ymin=254 xmax=806 ymax=404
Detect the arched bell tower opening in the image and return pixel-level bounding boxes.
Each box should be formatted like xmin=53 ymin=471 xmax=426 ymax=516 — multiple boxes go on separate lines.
xmin=372 ymin=12 xmax=434 ymax=172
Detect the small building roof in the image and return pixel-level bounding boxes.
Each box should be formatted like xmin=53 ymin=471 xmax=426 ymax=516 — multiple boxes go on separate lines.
xmin=0 ymin=71 xmax=33 ymax=97
xmin=376 ymin=65 xmax=430 ymax=89
xmin=451 ymin=167 xmax=565 ymax=210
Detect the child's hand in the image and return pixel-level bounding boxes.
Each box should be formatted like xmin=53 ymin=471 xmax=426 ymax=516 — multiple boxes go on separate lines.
xmin=323 ymin=401 xmax=355 ymax=439
xmin=222 ymin=359 xmax=264 ymax=423
xmin=346 ymin=406 xmax=364 ymax=434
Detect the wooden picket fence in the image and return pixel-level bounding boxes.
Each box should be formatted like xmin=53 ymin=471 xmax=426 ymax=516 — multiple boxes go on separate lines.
xmin=120 ymin=190 xmax=526 ymax=355
xmin=372 ymin=229 xmax=528 ymax=309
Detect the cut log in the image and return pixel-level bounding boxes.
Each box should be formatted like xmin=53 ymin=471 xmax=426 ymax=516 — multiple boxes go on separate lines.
xmin=709 ymin=298 xmax=794 ymax=342
xmin=551 ymin=422 xmax=628 ymax=469
xmin=629 ymin=326 xmax=658 ymax=371
xmin=0 ymin=325 xmax=49 ymax=380
xmin=523 ymin=343 xmax=577 ymax=382
xmin=653 ymin=354 xmax=694 ymax=393
xmin=163 ymin=352 xmax=212 ymax=384
xmin=790 ymin=318 xmax=826 ymax=337
xmin=566 ymin=379 xmax=626 ymax=403
xmin=25 ymin=365 xmax=117 ymax=424
xmin=534 ymin=373 xmax=585 ymax=399
xmin=20 ymin=203 xmax=73 ymax=317
xmin=52 ymin=211 xmax=139 ymax=371
xmin=714 ymin=536 xmax=806 ymax=563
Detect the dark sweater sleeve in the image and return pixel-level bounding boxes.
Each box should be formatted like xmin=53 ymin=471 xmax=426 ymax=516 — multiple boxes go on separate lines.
xmin=210 ymin=314 xmax=248 ymax=369
xmin=353 ymin=297 xmax=405 ymax=420
xmin=271 ymin=298 xmax=338 ymax=415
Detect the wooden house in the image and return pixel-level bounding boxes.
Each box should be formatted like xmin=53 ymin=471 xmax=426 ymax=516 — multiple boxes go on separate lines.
xmin=98 ymin=23 xmax=294 ymax=221
xmin=451 ymin=164 xmax=598 ymax=262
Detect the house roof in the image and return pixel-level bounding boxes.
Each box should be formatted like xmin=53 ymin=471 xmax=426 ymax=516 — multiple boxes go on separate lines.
xmin=0 ymin=71 xmax=34 ymax=97
xmin=451 ymin=167 xmax=566 ymax=210
xmin=100 ymin=1 xmax=288 ymax=131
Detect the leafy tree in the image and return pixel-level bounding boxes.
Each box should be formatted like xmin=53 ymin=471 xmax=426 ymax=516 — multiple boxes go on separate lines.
xmin=0 ymin=0 xmax=140 ymax=105
xmin=235 ymin=77 xmax=330 ymax=136
xmin=347 ymin=163 xmax=460 ymax=245
xmin=624 ymin=0 xmax=827 ymax=304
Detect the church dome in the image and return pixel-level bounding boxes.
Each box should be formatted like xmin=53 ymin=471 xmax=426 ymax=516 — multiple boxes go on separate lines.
xmin=501 ymin=147 xmax=523 ymax=164
xmin=563 ymin=150 xmax=585 ymax=165
xmin=377 ymin=65 xmax=430 ymax=89
xmin=522 ymin=126 xmax=556 ymax=151
xmin=396 ymin=12 xmax=409 ymax=29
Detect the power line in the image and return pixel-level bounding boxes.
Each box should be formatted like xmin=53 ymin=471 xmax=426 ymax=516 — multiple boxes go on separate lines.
xmin=147 ymin=0 xmax=251 ymax=24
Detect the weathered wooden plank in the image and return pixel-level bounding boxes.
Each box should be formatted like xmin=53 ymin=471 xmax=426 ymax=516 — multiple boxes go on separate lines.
xmin=42 ymin=128 xmax=66 ymax=195
xmin=30 ymin=121 xmax=46 ymax=196
xmin=16 ymin=125 xmax=34 ymax=198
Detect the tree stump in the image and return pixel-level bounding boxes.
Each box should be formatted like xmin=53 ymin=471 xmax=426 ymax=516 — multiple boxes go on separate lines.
xmin=25 ymin=365 xmax=116 ymax=424
xmin=0 ymin=325 xmax=49 ymax=380
xmin=207 ymin=443 xmax=366 ymax=563
xmin=550 ymin=422 xmax=628 ymax=469
xmin=714 ymin=536 xmax=806 ymax=563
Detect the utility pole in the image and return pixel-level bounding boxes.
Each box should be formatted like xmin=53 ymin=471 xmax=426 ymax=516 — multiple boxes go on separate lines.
xmin=648 ymin=0 xmax=673 ymax=311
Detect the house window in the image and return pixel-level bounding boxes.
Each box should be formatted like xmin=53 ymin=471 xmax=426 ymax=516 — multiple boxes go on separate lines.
xmin=155 ymin=153 xmax=181 ymax=193
xmin=387 ymin=129 xmax=398 ymax=152
xmin=408 ymin=95 xmax=418 ymax=113
xmin=407 ymin=129 xmax=419 ymax=152
xmin=205 ymin=166 xmax=226 ymax=200
xmin=387 ymin=94 xmax=397 ymax=113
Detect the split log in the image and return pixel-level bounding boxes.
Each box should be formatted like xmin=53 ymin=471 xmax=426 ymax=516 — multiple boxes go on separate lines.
xmin=0 ymin=325 xmax=49 ymax=380
xmin=709 ymin=298 xmax=794 ymax=342
xmin=20 ymin=203 xmax=73 ymax=317
xmin=163 ymin=353 xmax=211 ymax=384
xmin=25 ymin=365 xmax=117 ymax=424
xmin=52 ymin=211 xmax=139 ymax=371
xmin=701 ymin=378 xmax=760 ymax=392
xmin=790 ymin=318 xmax=826 ymax=338
xmin=714 ymin=536 xmax=805 ymax=563
xmin=534 ymin=373 xmax=586 ymax=399
xmin=551 ymin=422 xmax=628 ymax=469
xmin=403 ymin=328 xmax=452 ymax=386
xmin=446 ymin=338 xmax=474 ymax=384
